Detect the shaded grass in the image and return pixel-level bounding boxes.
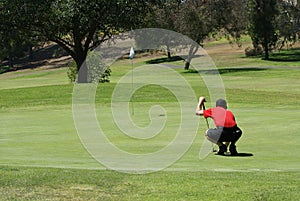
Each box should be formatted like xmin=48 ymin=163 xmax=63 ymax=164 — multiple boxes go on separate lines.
xmin=183 ymin=67 xmax=268 ymax=75
xmin=269 ymin=48 xmax=300 ymax=62
xmin=145 ymin=55 xmax=184 ymax=64
xmin=0 ymin=65 xmax=9 ymax=74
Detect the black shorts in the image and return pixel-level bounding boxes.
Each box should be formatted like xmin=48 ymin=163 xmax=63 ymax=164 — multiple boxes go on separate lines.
xmin=206 ymin=126 xmax=242 ymax=143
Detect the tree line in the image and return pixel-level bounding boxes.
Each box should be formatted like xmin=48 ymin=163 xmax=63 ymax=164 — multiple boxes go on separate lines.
xmin=0 ymin=0 xmax=299 ymax=82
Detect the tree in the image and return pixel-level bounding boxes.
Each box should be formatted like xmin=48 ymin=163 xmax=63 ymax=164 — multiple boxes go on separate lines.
xmin=248 ymin=0 xmax=280 ymax=60
xmin=174 ymin=0 xmax=248 ymax=69
xmin=211 ymin=0 xmax=248 ymax=44
xmin=148 ymin=0 xmax=182 ymax=59
xmin=5 ymin=0 xmax=152 ymax=82
xmin=0 ymin=0 xmax=38 ymax=70
xmin=276 ymin=0 xmax=300 ymax=48
xmin=144 ymin=0 xmax=248 ymax=70
xmin=174 ymin=0 xmax=213 ymax=69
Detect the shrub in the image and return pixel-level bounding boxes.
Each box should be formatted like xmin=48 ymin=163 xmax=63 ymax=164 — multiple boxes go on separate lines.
xmin=67 ymin=60 xmax=111 ymax=83
xmin=245 ymin=46 xmax=263 ymax=57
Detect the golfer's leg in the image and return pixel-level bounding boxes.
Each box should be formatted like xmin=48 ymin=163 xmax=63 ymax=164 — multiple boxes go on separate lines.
xmin=229 ymin=127 xmax=242 ymax=155
xmin=231 ymin=127 xmax=242 ymax=144
xmin=217 ymin=142 xmax=224 ymax=146
xmin=205 ymin=129 xmax=219 ymax=144
xmin=206 ymin=128 xmax=226 ymax=155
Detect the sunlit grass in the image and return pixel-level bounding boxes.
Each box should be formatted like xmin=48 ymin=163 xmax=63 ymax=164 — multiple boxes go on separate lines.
xmin=0 ymin=40 xmax=300 ymax=200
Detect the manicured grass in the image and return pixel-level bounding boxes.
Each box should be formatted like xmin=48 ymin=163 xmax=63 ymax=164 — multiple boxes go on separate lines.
xmin=0 ymin=42 xmax=300 ymax=200
xmin=0 ymin=67 xmax=69 ymax=90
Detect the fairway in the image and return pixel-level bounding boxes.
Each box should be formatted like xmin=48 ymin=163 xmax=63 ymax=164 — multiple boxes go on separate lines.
xmin=0 ymin=47 xmax=300 ymax=200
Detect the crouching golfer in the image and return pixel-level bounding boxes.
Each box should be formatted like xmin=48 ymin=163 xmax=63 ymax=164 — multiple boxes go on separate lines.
xmin=195 ymin=97 xmax=242 ymax=155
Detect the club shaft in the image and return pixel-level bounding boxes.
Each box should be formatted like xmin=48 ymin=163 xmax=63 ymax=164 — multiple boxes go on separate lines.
xmin=203 ymin=103 xmax=209 ymax=129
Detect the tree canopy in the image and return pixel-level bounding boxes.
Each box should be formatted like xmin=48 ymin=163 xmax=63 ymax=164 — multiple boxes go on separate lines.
xmin=1 ymin=0 xmax=300 ymax=76
xmin=248 ymin=0 xmax=280 ymax=60
xmin=149 ymin=0 xmax=248 ymax=69
xmin=2 ymin=0 xmax=153 ymax=82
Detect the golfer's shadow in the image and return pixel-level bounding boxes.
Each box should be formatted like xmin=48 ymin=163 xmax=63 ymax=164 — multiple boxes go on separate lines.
xmin=216 ymin=152 xmax=254 ymax=157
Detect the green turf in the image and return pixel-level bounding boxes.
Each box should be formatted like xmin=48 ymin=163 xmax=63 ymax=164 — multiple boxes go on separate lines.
xmin=0 ymin=46 xmax=300 ymax=200
xmin=0 ymin=166 xmax=299 ymax=201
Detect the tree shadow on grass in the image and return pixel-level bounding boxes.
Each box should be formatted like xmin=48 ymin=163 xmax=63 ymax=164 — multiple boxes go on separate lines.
xmin=145 ymin=55 xmax=205 ymax=64
xmin=0 ymin=65 xmax=10 ymax=74
xmin=183 ymin=67 xmax=268 ymax=75
xmin=145 ymin=56 xmax=185 ymax=64
xmin=269 ymin=48 xmax=300 ymax=62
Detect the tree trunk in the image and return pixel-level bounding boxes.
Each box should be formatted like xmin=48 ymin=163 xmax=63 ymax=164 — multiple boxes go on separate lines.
xmin=185 ymin=44 xmax=199 ymax=70
xmin=28 ymin=45 xmax=33 ymax=61
xmin=74 ymin=40 xmax=89 ymax=83
xmin=50 ymin=35 xmax=89 ymax=83
xmin=263 ymin=43 xmax=269 ymax=60
xmin=75 ymin=57 xmax=88 ymax=83
xmin=167 ymin=49 xmax=171 ymax=59
xmin=184 ymin=59 xmax=191 ymax=70
xmin=265 ymin=49 xmax=269 ymax=60
xmin=8 ymin=52 xmax=14 ymax=70
xmin=166 ymin=43 xmax=171 ymax=59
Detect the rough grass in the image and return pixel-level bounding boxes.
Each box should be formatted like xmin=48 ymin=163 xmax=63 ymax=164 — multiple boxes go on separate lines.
xmin=205 ymin=40 xmax=300 ymax=68
xmin=0 ymin=166 xmax=299 ymax=201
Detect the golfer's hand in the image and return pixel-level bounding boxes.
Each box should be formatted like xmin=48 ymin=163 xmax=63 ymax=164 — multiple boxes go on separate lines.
xmin=199 ymin=96 xmax=206 ymax=104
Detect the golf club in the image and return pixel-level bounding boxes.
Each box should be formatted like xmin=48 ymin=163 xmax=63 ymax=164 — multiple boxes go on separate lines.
xmin=202 ymin=102 xmax=209 ymax=129
xmin=202 ymin=101 xmax=217 ymax=153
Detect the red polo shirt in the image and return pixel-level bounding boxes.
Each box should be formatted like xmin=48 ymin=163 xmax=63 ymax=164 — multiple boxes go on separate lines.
xmin=203 ymin=106 xmax=236 ymax=128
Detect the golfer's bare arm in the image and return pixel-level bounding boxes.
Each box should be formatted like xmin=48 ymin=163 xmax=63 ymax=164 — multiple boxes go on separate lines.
xmin=195 ymin=111 xmax=204 ymax=116
xmin=195 ymin=105 xmax=204 ymax=116
xmin=195 ymin=97 xmax=205 ymax=116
